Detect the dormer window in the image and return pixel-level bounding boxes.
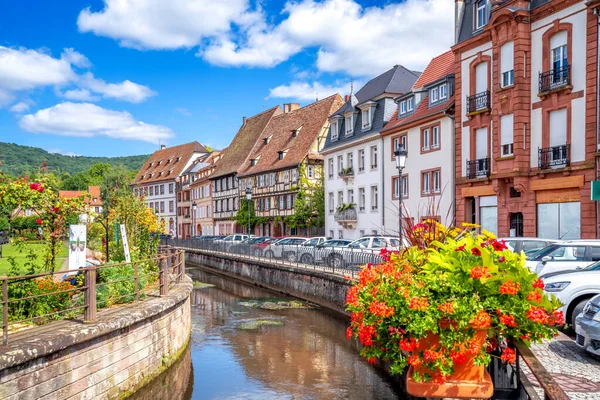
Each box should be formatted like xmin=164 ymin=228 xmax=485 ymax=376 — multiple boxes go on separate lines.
xmin=166 ymin=159 xmax=171 ymax=164
xmin=292 ymin=128 xmax=300 ymax=138
xmin=264 ymin=136 xmax=272 ymax=145
xmin=400 ymin=101 xmax=407 ymax=114
xmin=474 ymin=0 xmax=487 ymax=31
xmin=278 ymin=150 xmax=287 ymax=160
xmin=176 ymin=156 xmax=181 ymax=162
xmin=430 ymin=87 xmax=439 ymax=103
xmin=407 ymin=97 xmax=414 ymax=112
xmin=344 ymin=113 xmax=355 ymax=136
xmin=251 ymin=158 xmax=257 ymax=166
xmin=439 ymin=84 xmax=448 ymax=100
xmin=360 ymin=103 xmax=375 ymax=131
xmin=330 ymin=119 xmax=340 ymax=141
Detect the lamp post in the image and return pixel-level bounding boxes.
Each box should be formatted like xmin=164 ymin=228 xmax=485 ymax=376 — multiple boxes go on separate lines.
xmin=394 ymin=147 xmax=408 ymax=246
xmin=192 ymin=201 xmax=197 ymax=238
xmin=245 ymin=188 xmax=252 ymax=235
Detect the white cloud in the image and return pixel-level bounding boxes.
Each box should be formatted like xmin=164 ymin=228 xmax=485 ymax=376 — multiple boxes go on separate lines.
xmin=78 ymin=73 xmax=156 ymax=103
xmin=20 ymin=102 xmax=174 ymax=144
xmin=269 ymin=81 xmax=352 ymax=101
xmin=77 ymin=0 xmax=250 ymax=50
xmin=202 ymin=0 xmax=453 ymax=75
xmin=9 ymin=102 xmax=30 ymax=113
xmin=62 ymin=88 xmax=100 ymax=102
xmin=61 ymin=48 xmax=92 ymax=69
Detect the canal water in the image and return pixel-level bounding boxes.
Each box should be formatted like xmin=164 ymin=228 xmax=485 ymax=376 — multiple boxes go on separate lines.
xmin=131 ymin=267 xmax=401 ymax=400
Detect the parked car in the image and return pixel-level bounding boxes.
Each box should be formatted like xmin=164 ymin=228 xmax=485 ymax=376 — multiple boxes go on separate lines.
xmin=263 ymin=237 xmax=308 ymax=260
xmin=525 ymin=241 xmax=600 ymax=276
xmin=230 ymin=236 xmax=272 ymax=254
xmin=311 ymin=239 xmax=352 ymax=265
xmin=498 ymin=237 xmax=559 ymax=257
xmin=327 ymin=236 xmax=401 ymax=269
xmin=542 ymin=261 xmax=600 ymax=327
xmin=288 ymin=237 xmax=329 ymax=263
xmin=575 ymin=294 xmax=600 ymax=357
xmin=250 ymin=237 xmax=284 ymax=257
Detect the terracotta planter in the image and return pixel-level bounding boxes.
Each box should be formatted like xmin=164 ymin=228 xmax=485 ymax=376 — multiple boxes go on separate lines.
xmin=406 ymin=329 xmax=494 ymax=399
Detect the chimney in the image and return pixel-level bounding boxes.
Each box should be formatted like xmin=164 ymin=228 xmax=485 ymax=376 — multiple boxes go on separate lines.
xmin=455 ymin=0 xmax=465 ymax=45
xmin=160 ymin=144 xmax=166 ymax=150
xmin=283 ymin=103 xmax=300 ymax=113
xmin=242 ymin=116 xmax=247 ymax=126
xmin=344 ymin=94 xmax=350 ymax=102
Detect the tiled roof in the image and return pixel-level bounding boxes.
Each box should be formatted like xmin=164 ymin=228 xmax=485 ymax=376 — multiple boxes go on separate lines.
xmin=191 ymin=151 xmax=222 ymax=185
xmin=238 ymin=94 xmax=344 ymax=177
xmin=132 ymin=142 xmax=209 ymax=185
xmin=412 ymin=51 xmax=455 ymax=89
xmin=211 ymin=106 xmax=282 ymax=179
xmin=381 ymin=96 xmax=453 ymax=134
xmin=59 ymin=186 xmax=103 ymax=206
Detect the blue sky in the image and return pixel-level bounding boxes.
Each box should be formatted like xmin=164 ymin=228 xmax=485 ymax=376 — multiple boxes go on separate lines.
xmin=0 ymin=0 xmax=452 ymax=157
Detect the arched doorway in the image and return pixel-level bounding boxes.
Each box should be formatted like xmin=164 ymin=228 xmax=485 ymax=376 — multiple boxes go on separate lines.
xmin=509 ymin=213 xmax=523 ymax=237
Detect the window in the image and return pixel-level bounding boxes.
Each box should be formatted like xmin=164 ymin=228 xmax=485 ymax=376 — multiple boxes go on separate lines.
xmin=500 ymin=114 xmax=514 ymax=156
xmin=328 ymin=158 xmax=334 ymax=178
xmin=422 ymin=128 xmax=430 ymax=151
xmin=362 ymin=107 xmax=373 ymax=130
xmin=430 ymin=87 xmax=439 ymax=103
xmin=537 ymin=202 xmax=580 ymax=240
xmin=292 ymin=168 xmax=298 ymax=182
xmin=371 ymin=185 xmax=378 ymax=211
xmin=501 ymin=41 xmax=515 ymax=87
xmin=284 ymin=170 xmax=290 ymax=183
xmin=308 ymin=166 xmax=314 ymax=178
xmin=338 ymin=230 xmax=344 ymax=239
xmin=433 ymin=170 xmax=441 ymax=193
xmin=432 ymin=126 xmax=440 ymax=148
xmin=480 ymin=195 xmax=498 ymax=236
xmin=348 ymin=189 xmax=354 ymax=204
xmin=345 ymin=114 xmax=354 ymax=135
xmin=328 ymin=193 xmax=334 ymax=213
xmin=278 ymin=152 xmax=285 ymax=160
xmin=393 ymin=176 xmax=400 ymax=199
xmin=149 ymin=186 xmax=154 ymax=196
xmin=359 ymin=230 xmax=365 ymax=237
xmin=475 ymin=0 xmax=487 ymax=30
xmin=337 ymin=156 xmax=344 ymax=174
xmin=552 ymin=43 xmax=568 ymax=72
xmin=347 ymin=152 xmax=353 ymax=170
xmin=331 ymin=119 xmax=339 ymax=141
xmin=370 ymin=145 xmax=378 ymax=169
xmin=160 ymin=201 xmax=165 ymax=213
xmin=250 ymin=159 xmax=257 ymax=166
xmin=422 ymin=172 xmax=431 ymax=195
xmin=400 ymin=100 xmax=407 ymax=114
xmin=439 ymin=84 xmax=448 ymax=100
xmin=155 ymin=203 xmax=159 ymax=213
xmin=337 ymin=191 xmax=343 ymax=206
xmin=358 ymin=188 xmax=366 ymax=211
xmin=401 ymin=175 xmax=408 ymax=198
xmin=393 ymin=135 xmax=408 ymax=154
xmin=169 ymin=201 xmax=174 ymax=213
xmin=149 ymin=202 xmax=154 ymax=210
xmin=358 ymin=150 xmax=365 ymax=172
xmin=407 ymin=97 xmax=414 ymax=112
xmin=160 ymin=185 xmax=165 ymax=195
xmin=329 ymin=230 xmax=334 ymax=238
xmin=155 ymin=185 xmax=159 ymax=195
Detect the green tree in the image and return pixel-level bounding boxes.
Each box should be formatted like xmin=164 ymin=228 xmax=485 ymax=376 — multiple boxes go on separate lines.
xmin=234 ymin=198 xmax=256 ymax=233
xmin=286 ymin=164 xmax=325 ymax=229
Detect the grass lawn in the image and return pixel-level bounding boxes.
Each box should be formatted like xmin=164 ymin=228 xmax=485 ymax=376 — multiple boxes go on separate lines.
xmin=0 ymin=242 xmax=69 ymax=276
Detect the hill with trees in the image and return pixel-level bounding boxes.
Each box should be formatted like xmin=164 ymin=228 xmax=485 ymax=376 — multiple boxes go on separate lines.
xmin=0 ymin=142 xmax=149 ymax=177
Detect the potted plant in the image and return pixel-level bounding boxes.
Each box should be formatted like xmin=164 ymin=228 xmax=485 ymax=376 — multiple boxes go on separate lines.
xmin=345 ymin=220 xmax=563 ymax=399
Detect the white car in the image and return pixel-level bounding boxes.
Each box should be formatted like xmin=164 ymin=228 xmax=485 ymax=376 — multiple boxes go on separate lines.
xmin=263 ymin=237 xmax=308 ymax=260
xmin=327 ymin=236 xmax=401 ymax=269
xmin=542 ymin=261 xmax=600 ymax=327
xmin=575 ymin=294 xmax=600 ymax=357
xmin=525 ymin=241 xmax=600 ymax=276
xmin=498 ymin=237 xmax=558 ymax=257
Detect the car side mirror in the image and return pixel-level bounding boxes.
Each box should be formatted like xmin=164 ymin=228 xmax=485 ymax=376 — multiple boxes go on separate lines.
xmin=541 ymin=256 xmax=551 ymax=262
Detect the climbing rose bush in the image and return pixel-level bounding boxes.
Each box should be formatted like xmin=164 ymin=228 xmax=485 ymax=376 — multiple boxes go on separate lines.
xmin=345 ymin=221 xmax=563 ymax=384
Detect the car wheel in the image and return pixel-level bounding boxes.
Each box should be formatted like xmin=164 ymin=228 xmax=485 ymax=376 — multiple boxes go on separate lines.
xmin=254 ymin=248 xmax=263 ymax=257
xmin=286 ymin=252 xmax=296 ymax=262
xmin=330 ymin=254 xmax=344 ymax=269
xmin=300 ymin=254 xmax=313 ymax=264
xmin=571 ymin=298 xmax=590 ymax=328
xmin=264 ymin=250 xmax=274 ymax=258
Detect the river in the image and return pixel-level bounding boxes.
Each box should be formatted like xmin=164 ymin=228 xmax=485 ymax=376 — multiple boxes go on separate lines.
xmin=130 ymin=267 xmax=401 ymax=400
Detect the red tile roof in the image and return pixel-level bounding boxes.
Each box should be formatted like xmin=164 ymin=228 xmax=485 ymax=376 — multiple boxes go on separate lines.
xmin=412 ymin=50 xmax=455 ymax=89
xmin=238 ymin=94 xmax=344 ymax=177
xmin=132 ymin=142 xmax=209 ymax=185
xmin=59 ymin=186 xmax=103 ymax=206
xmin=381 ymin=96 xmax=453 ymax=134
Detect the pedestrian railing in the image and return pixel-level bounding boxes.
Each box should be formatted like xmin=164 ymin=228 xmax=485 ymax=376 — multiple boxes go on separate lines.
xmin=0 ymin=248 xmax=185 ymax=346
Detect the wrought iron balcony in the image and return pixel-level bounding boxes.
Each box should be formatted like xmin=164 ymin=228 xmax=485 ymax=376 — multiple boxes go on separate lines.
xmin=466 ymin=157 xmax=491 ymax=179
xmin=334 ymin=207 xmax=358 ymax=222
xmin=466 ymin=90 xmax=490 ymax=114
xmin=538 ymin=144 xmax=570 ymax=170
xmin=338 ymin=167 xmax=354 ymax=178
xmin=539 ymin=65 xmax=570 ymax=94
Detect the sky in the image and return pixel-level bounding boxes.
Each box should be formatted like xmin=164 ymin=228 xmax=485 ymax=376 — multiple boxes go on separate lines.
xmin=0 ymin=0 xmax=453 ymax=157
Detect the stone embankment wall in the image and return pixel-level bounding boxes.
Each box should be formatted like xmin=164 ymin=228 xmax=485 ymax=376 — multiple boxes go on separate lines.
xmin=0 ymin=277 xmax=192 ymax=400
xmin=186 ymin=250 xmax=351 ymax=315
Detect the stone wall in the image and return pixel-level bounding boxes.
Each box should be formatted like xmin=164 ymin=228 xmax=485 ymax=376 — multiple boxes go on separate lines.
xmin=186 ymin=250 xmax=351 ymax=315
xmin=0 ymin=277 xmax=192 ymax=400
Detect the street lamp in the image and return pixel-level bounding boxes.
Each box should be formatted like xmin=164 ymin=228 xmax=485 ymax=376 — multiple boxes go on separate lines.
xmin=394 ymin=147 xmax=408 ymax=246
xmin=192 ymin=201 xmax=197 ymax=238
xmin=245 ymin=188 xmax=252 ymax=235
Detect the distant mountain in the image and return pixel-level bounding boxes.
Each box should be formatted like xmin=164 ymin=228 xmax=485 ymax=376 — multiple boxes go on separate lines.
xmin=0 ymin=142 xmax=150 ymax=176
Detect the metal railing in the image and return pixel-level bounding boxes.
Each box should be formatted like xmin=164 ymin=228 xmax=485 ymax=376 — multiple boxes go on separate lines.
xmin=0 ymin=248 xmax=185 ymax=346
xmin=538 ymin=144 xmax=570 ymax=170
xmin=466 ymin=90 xmax=490 ymax=113
xmin=466 ymin=157 xmax=491 ymax=179
xmin=334 ymin=208 xmax=358 ymax=222
xmin=165 ymin=238 xmax=385 ymax=279
xmin=539 ymin=65 xmax=570 ymax=93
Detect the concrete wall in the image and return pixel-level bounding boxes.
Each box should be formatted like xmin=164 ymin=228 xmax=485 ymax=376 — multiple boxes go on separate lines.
xmin=186 ymin=250 xmax=352 ymax=315
xmin=0 ymin=278 xmax=192 ymax=400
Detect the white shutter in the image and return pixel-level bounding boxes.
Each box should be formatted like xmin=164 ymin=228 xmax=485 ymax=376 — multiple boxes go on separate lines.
xmin=500 ymin=114 xmax=514 ymax=146
xmin=500 ymin=42 xmax=514 ymax=74
xmin=550 ymin=31 xmax=567 ymax=50
xmin=549 ymin=109 xmax=567 ymax=146
xmin=476 ymin=62 xmax=488 ymax=93
xmin=476 ymin=127 xmax=488 ymax=159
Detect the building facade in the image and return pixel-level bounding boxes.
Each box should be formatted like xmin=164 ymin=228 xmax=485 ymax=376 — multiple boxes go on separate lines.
xmin=211 ymin=107 xmax=282 ymax=235
xmin=381 ymin=51 xmax=456 ymax=231
xmin=131 ymin=142 xmax=209 ymax=237
xmin=453 ymin=0 xmax=599 ymax=239
xmin=321 ymin=66 xmax=421 ymax=240
xmin=58 ymin=186 xmax=104 ymax=214
xmin=190 ymin=151 xmax=221 ymax=236
xmin=236 ymin=96 xmax=343 ymax=237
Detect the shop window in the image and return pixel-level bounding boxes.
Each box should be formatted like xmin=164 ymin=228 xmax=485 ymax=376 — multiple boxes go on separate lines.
xmin=509 ymin=212 xmax=523 ymax=237
xmin=537 ymin=202 xmax=580 ymax=240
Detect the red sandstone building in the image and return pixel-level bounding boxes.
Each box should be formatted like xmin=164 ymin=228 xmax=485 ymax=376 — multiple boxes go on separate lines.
xmin=453 ymin=0 xmax=599 ymax=239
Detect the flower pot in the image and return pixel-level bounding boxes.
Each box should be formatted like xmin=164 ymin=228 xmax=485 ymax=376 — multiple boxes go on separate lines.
xmin=406 ymin=329 xmax=494 ymax=399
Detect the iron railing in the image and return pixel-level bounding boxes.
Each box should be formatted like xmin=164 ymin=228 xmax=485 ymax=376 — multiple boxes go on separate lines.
xmin=334 ymin=208 xmax=358 ymax=222
xmin=339 ymin=168 xmax=354 ymax=178
xmin=538 ymin=144 xmax=570 ymax=170
xmin=0 ymin=248 xmax=185 ymax=345
xmin=466 ymin=90 xmax=490 ymax=114
xmin=539 ymin=65 xmax=570 ymax=93
xmin=467 ymin=157 xmax=491 ymax=179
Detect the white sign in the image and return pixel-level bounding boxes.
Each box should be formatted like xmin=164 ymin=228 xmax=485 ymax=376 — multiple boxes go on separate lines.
xmin=68 ymin=224 xmax=87 ymax=272
xmin=120 ymin=224 xmax=131 ymax=263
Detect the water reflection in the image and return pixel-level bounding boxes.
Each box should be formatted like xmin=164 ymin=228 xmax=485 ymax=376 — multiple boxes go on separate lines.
xmin=133 ymin=267 xmax=400 ymax=400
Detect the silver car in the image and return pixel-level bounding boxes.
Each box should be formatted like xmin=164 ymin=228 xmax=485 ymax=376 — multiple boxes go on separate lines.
xmin=575 ymin=294 xmax=600 ymax=357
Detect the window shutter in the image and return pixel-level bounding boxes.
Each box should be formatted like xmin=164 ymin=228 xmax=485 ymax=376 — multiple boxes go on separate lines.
xmin=475 ymin=62 xmax=488 ymax=93
xmin=500 ymin=41 xmax=514 ymax=74
xmin=549 ymin=109 xmax=567 ymax=146
xmin=500 ymin=114 xmax=514 ymax=146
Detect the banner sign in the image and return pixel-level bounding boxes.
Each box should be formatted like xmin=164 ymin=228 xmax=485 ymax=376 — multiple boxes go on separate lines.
xmin=68 ymin=224 xmax=87 ymax=273
xmin=120 ymin=224 xmax=131 ymax=263
xmin=592 ymin=181 xmax=600 ymax=201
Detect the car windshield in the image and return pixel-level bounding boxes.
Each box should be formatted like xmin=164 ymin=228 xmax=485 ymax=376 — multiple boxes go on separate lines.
xmin=389 ymin=239 xmax=400 ymax=247
xmin=583 ymin=261 xmax=600 ymax=271
xmin=532 ymin=245 xmax=587 ymax=261
xmin=223 ymin=236 xmax=234 ymax=241
xmin=303 ymin=238 xmax=319 ymax=247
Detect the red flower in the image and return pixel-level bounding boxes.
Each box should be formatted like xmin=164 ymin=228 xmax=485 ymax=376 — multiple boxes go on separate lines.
xmin=36 ymin=218 xmax=43 ymax=225
xmin=432 ymin=373 xmax=447 ymax=385
xmin=499 ymin=281 xmax=520 ymax=296
xmin=491 ymin=240 xmax=508 ymax=251
xmin=470 ymin=266 xmax=491 ymax=280
xmin=533 ymin=279 xmax=545 ymax=290
xmin=549 ymin=310 xmax=565 ymax=326
xmin=450 ymin=350 xmax=467 ymax=365
xmin=498 ymin=256 xmax=505 ymax=263
xmin=499 ymin=313 xmax=518 ymax=327
xmin=455 ymin=244 xmax=466 ymax=252
xmin=501 ymin=347 xmax=516 ymax=364
xmin=527 ymin=291 xmax=542 ymax=303
xmin=358 ymin=323 xmax=376 ymax=346
xmin=369 ymin=300 xmax=395 ymax=317
xmin=399 ymin=337 xmax=417 ymax=353
xmin=437 ymin=301 xmax=455 ymax=314
xmin=470 ymin=310 xmax=492 ymax=329
xmin=471 ymin=247 xmax=482 ymax=256
xmin=424 ymin=349 xmax=441 ymax=362
xmin=346 ymin=286 xmax=359 ymax=307
xmin=346 ymin=326 xmax=353 ymax=340
xmin=368 ymin=357 xmax=377 ymax=365
xmin=526 ymin=306 xmax=549 ymax=324
xmin=409 ymin=296 xmax=429 ymax=311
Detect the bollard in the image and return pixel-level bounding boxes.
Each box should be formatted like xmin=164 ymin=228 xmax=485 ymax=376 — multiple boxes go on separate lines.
xmin=159 ymin=256 xmax=168 ymax=296
xmin=84 ymin=266 xmax=97 ymax=322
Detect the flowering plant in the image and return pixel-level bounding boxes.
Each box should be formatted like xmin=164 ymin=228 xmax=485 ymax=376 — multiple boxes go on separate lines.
xmin=345 ymin=221 xmax=563 ymax=384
